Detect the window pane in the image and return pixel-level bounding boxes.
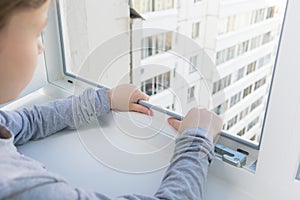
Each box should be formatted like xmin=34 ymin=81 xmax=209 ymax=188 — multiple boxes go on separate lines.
xmin=58 ymin=0 xmax=287 ymax=147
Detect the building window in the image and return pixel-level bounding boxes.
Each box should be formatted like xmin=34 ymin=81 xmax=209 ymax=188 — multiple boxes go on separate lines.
xmin=165 ymin=32 xmax=172 ymax=51
xmin=142 ymin=32 xmax=173 ymax=59
xmin=230 ymin=92 xmax=241 ymax=107
xmin=141 ymin=71 xmax=171 ymax=96
xmin=243 ymin=85 xmax=253 ymax=98
xmin=227 ymin=115 xmax=238 ymax=130
xmin=246 ymin=61 xmax=256 ymax=75
xmin=257 ymin=54 xmax=271 ymax=68
xmin=250 ymin=134 xmax=257 ymax=141
xmin=266 ymin=6 xmax=276 ymax=19
xmin=226 ymin=46 xmax=236 ymax=61
xmin=187 ymin=86 xmax=196 ymax=102
xmin=227 ymin=15 xmax=236 ymax=32
xmin=133 ymin=0 xmax=152 ymax=13
xmin=254 ymin=77 xmax=266 ymax=90
xmin=216 ymin=50 xmax=226 ymax=65
xmin=236 ymin=40 xmax=249 ymax=56
xmin=192 ymin=22 xmax=200 ymax=38
xmin=213 ymin=100 xmax=228 ymax=115
xmin=212 ymin=74 xmax=232 ymax=94
xmin=250 ymin=97 xmax=263 ymax=112
xmin=247 ymin=117 xmax=259 ymax=131
xmin=133 ymin=0 xmax=175 ymax=13
xmin=189 ymin=55 xmax=198 ymax=73
xmin=237 ymin=127 xmax=246 ymax=136
xmin=262 ymin=31 xmax=273 ymax=45
xmin=254 ymin=8 xmax=266 ymax=23
xmin=219 ymin=17 xmax=228 ymax=34
xmin=250 ymin=35 xmax=261 ymax=50
xmin=219 ymin=6 xmax=278 ymax=35
xmin=216 ymin=32 xmax=273 ymax=65
xmin=239 ymin=107 xmax=249 ymax=120
xmin=155 ymin=33 xmax=164 ymax=54
xmin=232 ymin=67 xmax=245 ymax=82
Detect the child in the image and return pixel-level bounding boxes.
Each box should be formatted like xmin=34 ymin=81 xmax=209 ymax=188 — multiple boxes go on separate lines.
xmin=0 ymin=0 xmax=223 ymax=199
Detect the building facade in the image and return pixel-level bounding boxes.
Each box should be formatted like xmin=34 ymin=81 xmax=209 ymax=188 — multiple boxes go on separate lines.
xmin=132 ymin=0 xmax=286 ymax=144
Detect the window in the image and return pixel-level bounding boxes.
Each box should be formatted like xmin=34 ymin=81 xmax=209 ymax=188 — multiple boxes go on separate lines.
xmin=230 ymin=92 xmax=241 ymax=107
xmin=250 ymin=134 xmax=257 ymax=141
xmin=243 ymin=85 xmax=252 ymax=98
xmin=257 ymin=54 xmax=271 ymax=68
xmin=226 ymin=46 xmax=236 ymax=61
xmin=250 ymin=35 xmax=261 ymax=50
xmin=187 ymin=86 xmax=195 ymax=102
xmin=165 ymin=32 xmax=172 ymax=51
xmin=57 ymin=0 xmax=287 ymax=148
xmin=219 ymin=6 xmax=279 ymax=35
xmin=166 ymin=0 xmax=174 ymax=9
xmin=216 ymin=50 xmax=226 ymax=65
xmin=213 ymin=74 xmax=232 ymax=94
xmin=141 ymin=71 xmax=171 ymax=96
xmin=232 ymin=67 xmax=245 ymax=82
xmin=236 ymin=40 xmax=249 ymax=56
xmin=142 ymin=32 xmax=173 ymax=59
xmin=254 ymin=8 xmax=266 ymax=23
xmin=250 ymin=97 xmax=263 ymax=111
xmin=227 ymin=15 xmax=236 ymax=32
xmin=266 ymin=6 xmax=276 ymax=19
xmin=192 ymin=22 xmax=200 ymax=39
xmin=239 ymin=107 xmax=249 ymax=120
xmin=246 ymin=61 xmax=256 ymax=75
xmin=262 ymin=32 xmax=273 ymax=45
xmin=217 ymin=31 xmax=273 ymax=65
xmin=237 ymin=127 xmax=246 ymax=136
xmin=213 ymin=101 xmax=228 ymax=115
xmin=227 ymin=115 xmax=238 ymax=130
xmin=247 ymin=117 xmax=260 ymax=131
xmin=141 ymin=37 xmax=153 ymax=59
xmin=155 ymin=33 xmax=164 ymax=54
xmin=133 ymin=0 xmax=174 ymax=13
xmin=254 ymin=77 xmax=266 ymax=90
xmin=219 ymin=17 xmax=228 ymax=34
xmin=189 ymin=55 xmax=198 ymax=73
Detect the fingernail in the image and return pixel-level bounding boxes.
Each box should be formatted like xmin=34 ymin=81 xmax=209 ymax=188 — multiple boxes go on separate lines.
xmin=147 ymin=110 xmax=151 ymax=116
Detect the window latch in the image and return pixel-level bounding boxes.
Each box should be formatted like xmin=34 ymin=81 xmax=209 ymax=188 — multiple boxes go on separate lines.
xmin=215 ymin=144 xmax=247 ymax=167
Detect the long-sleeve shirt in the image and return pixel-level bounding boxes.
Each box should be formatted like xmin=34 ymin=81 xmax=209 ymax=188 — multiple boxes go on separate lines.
xmin=0 ymin=88 xmax=214 ymax=200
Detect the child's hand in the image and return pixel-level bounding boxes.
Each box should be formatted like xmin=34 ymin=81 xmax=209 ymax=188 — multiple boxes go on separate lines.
xmin=108 ymin=84 xmax=151 ymax=115
xmin=168 ymin=108 xmax=223 ymax=140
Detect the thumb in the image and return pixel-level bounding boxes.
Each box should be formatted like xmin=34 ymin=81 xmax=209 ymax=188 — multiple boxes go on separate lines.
xmin=168 ymin=118 xmax=181 ymax=131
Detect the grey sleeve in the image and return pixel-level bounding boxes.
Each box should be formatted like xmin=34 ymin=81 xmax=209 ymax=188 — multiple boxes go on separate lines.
xmin=121 ymin=127 xmax=214 ymax=200
xmin=115 ymin=127 xmax=214 ymax=200
xmin=0 ymin=88 xmax=110 ymax=145
xmin=13 ymin=127 xmax=213 ymax=200
xmin=8 ymin=125 xmax=213 ymax=200
xmin=99 ymin=128 xmax=214 ymax=200
xmin=153 ymin=127 xmax=214 ymax=200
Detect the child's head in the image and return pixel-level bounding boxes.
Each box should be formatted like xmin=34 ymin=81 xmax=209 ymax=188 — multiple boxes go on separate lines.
xmin=0 ymin=0 xmax=50 ymax=104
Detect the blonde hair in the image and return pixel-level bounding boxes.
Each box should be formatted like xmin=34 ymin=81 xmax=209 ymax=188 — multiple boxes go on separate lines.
xmin=0 ymin=0 xmax=48 ymax=30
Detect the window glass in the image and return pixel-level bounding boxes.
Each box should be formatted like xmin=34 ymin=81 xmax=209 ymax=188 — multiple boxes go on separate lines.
xmin=189 ymin=56 xmax=198 ymax=73
xmin=192 ymin=22 xmax=200 ymax=38
xmin=58 ymin=0 xmax=287 ymax=146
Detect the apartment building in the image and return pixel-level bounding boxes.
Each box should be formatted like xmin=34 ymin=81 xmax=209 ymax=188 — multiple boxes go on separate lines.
xmin=132 ymin=0 xmax=285 ymax=144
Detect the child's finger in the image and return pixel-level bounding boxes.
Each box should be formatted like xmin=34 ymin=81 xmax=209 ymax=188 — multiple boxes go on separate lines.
xmin=168 ymin=118 xmax=181 ymax=131
xmin=130 ymin=103 xmax=152 ymax=115
xmin=132 ymin=89 xmax=150 ymax=102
